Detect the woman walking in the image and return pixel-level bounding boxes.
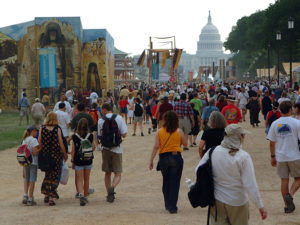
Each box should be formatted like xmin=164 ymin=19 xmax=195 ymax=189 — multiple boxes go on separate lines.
xmin=247 ymin=93 xmax=261 ymax=127
xmin=149 ymin=111 xmax=187 ymax=213
xmin=38 ymin=112 xmax=68 ymax=206
xmin=198 ymin=111 xmax=226 ymax=158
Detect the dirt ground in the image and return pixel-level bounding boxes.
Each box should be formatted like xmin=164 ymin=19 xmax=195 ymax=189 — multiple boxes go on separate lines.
xmin=1 ymin=115 xmax=300 ymax=225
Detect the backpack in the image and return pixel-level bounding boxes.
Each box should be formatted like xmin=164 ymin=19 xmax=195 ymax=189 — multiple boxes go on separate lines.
xmin=17 ymin=144 xmax=32 ymax=166
xmin=101 ymin=114 xmax=122 ymax=148
xmin=188 ymin=146 xmax=216 ymax=208
xmin=76 ymin=133 xmax=94 ymax=161
xmin=134 ymin=104 xmax=143 ymax=117
xmin=89 ymin=109 xmax=98 ymax=125
xmin=268 ymin=111 xmax=279 ymax=127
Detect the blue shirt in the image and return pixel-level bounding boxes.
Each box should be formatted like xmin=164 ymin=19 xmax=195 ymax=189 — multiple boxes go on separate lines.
xmin=19 ymin=97 xmax=29 ymax=107
xmin=201 ymin=106 xmax=219 ymax=123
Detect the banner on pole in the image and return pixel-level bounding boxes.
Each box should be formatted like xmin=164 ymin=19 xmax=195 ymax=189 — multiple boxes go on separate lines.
xmin=39 ymin=48 xmax=57 ymax=88
xmin=152 ymin=64 xmax=159 ymax=80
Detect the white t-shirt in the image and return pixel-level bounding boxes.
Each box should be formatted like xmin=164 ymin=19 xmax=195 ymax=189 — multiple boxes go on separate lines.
xmin=238 ymin=92 xmax=249 ymax=105
xmin=53 ymin=101 xmax=72 ymax=115
xmin=56 ymin=110 xmax=70 ymax=137
xmin=98 ymin=113 xmax=128 ymax=154
xmin=90 ymin=92 xmax=99 ymax=104
xmin=267 ymin=116 xmax=300 ymax=162
xmin=22 ymin=136 xmax=39 ymax=165
xmin=195 ymin=146 xmax=263 ymax=208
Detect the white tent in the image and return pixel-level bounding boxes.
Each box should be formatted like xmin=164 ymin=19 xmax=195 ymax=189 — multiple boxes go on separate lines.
xmin=293 ymin=65 xmax=300 ymax=73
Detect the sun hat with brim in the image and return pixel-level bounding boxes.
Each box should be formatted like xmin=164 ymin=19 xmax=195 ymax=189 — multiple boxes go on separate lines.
xmin=35 ymin=98 xmax=40 ymax=102
xmin=27 ymin=125 xmax=39 ymax=132
xmin=225 ymin=124 xmax=250 ymax=137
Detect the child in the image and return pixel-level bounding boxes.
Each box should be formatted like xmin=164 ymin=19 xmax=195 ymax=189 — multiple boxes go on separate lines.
xmin=22 ymin=125 xmax=39 ymax=206
xmin=119 ymin=96 xmax=129 ymax=123
xmin=89 ymin=103 xmax=101 ymax=129
xmin=71 ymin=118 xmax=96 ymax=206
xmin=132 ymin=98 xmax=144 ymax=136
xmin=188 ymin=102 xmax=200 ymax=147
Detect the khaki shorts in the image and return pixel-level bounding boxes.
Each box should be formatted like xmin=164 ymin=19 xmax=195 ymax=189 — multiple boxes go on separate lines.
xmin=210 ymin=200 xmax=249 ymax=225
xmin=133 ymin=116 xmax=143 ymax=123
xmin=179 ymin=117 xmax=191 ymax=134
xmin=20 ymin=107 xmax=29 ymax=116
xmin=277 ymin=159 xmax=300 ymax=178
xmin=102 ymin=150 xmax=122 ymax=173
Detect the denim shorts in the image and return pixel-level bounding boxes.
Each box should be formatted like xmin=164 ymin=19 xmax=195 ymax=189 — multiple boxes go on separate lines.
xmin=75 ymin=164 xmax=93 ymax=171
xmin=24 ymin=165 xmax=38 ymax=182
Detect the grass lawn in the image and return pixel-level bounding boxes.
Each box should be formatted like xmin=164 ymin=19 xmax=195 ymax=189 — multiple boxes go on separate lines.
xmin=0 ymin=112 xmax=34 ymax=151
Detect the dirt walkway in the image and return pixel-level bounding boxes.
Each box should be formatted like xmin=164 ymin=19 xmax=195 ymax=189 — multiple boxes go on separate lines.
xmin=1 ymin=116 xmax=300 ymax=225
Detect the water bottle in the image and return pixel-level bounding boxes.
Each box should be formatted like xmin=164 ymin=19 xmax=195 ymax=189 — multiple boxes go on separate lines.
xmin=185 ymin=178 xmax=194 ymax=189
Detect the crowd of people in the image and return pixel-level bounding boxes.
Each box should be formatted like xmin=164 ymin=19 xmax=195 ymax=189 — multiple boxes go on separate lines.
xmin=17 ymin=79 xmax=300 ymax=224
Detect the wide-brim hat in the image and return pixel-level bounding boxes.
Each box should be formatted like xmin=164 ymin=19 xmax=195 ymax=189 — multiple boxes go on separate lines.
xmin=225 ymin=124 xmax=250 ymax=136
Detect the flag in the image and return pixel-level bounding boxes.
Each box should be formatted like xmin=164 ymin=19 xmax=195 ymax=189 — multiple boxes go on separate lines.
xmin=172 ymin=49 xmax=182 ymax=69
xmin=137 ymin=50 xmax=145 ymax=67
xmin=152 ymin=64 xmax=159 ymax=80
xmin=39 ymin=48 xmax=57 ymax=88
xmin=161 ymin=51 xmax=170 ymax=68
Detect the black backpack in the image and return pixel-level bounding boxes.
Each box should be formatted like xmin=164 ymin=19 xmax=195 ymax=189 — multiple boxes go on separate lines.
xmin=134 ymin=104 xmax=143 ymax=117
xmin=101 ymin=114 xmax=122 ymax=148
xmin=188 ymin=146 xmax=216 ymax=225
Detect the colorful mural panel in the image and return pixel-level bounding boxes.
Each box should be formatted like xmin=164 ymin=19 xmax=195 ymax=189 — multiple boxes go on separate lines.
xmin=0 ymin=17 xmax=114 ymax=109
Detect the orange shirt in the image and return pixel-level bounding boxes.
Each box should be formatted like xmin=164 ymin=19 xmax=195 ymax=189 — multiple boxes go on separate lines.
xmin=158 ymin=128 xmax=182 ymax=154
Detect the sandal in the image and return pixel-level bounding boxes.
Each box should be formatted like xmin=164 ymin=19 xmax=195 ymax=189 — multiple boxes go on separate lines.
xmin=44 ymin=196 xmax=49 ymax=203
xmin=49 ymin=199 xmax=56 ymax=206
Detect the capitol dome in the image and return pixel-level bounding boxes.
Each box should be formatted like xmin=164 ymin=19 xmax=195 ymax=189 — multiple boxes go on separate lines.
xmin=197 ymin=11 xmax=223 ymax=55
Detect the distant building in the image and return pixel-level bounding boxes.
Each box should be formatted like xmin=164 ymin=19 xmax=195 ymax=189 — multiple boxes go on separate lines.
xmin=180 ymin=11 xmax=231 ymax=80
xmin=114 ymin=48 xmax=135 ymax=82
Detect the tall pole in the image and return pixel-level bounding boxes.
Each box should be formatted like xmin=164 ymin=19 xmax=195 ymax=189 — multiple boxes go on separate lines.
xmin=267 ymin=43 xmax=270 ymax=83
xmin=288 ymin=17 xmax=294 ymax=88
xmin=276 ymin=31 xmax=281 ymax=86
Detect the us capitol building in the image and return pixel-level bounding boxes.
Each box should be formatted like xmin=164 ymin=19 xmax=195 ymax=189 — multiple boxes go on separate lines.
xmin=179 ymin=11 xmax=231 ymax=80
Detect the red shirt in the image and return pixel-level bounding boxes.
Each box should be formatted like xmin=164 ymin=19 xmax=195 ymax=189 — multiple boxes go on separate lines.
xmin=119 ymin=100 xmax=129 ymax=108
xmin=152 ymin=105 xmax=158 ymax=117
xmin=266 ymin=110 xmax=281 ymax=122
xmin=221 ymin=104 xmax=242 ymax=124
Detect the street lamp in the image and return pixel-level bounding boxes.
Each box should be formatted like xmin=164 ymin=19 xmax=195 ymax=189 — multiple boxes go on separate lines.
xmin=288 ymin=17 xmax=294 ymax=88
xmin=276 ymin=31 xmax=281 ymax=85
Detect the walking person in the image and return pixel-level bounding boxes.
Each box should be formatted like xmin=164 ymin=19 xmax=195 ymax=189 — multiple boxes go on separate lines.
xmin=237 ymin=87 xmax=249 ymax=122
xmin=132 ymin=98 xmax=145 ymax=136
xmin=37 ymin=112 xmax=68 ymax=206
xmin=127 ymin=93 xmax=134 ymax=124
xmin=174 ymin=93 xmax=195 ymax=151
xmin=98 ymin=103 xmax=128 ymax=203
xmin=201 ymin=98 xmax=219 ymax=130
xmin=19 ymin=93 xmax=30 ymax=126
xmin=157 ymin=96 xmax=173 ymax=128
xmin=149 ymin=111 xmax=187 ymax=214
xmin=31 ymin=98 xmax=46 ymax=127
xmin=247 ymin=93 xmax=261 ymax=127
xmin=21 ymin=125 xmax=40 ymax=206
xmin=196 ymin=124 xmax=267 ymax=224
xmin=56 ymin=102 xmax=71 ymax=139
xmin=71 ymin=118 xmax=96 ymax=206
xmin=188 ymin=102 xmax=201 ymax=147
xmin=267 ymin=101 xmax=300 ymax=213
xmin=221 ymin=98 xmax=242 ymax=125
xmin=262 ymin=90 xmax=273 ymax=120
xmin=119 ymin=96 xmax=129 ymax=124
xmin=198 ymin=111 xmax=226 ymax=158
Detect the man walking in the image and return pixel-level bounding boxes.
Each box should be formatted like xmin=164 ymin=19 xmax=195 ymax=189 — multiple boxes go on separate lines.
xmin=237 ymin=87 xmax=249 ymax=122
xmin=267 ymin=101 xmax=300 ymax=213
xmin=98 ymin=103 xmax=127 ymax=203
xmin=174 ymin=93 xmax=195 ymax=150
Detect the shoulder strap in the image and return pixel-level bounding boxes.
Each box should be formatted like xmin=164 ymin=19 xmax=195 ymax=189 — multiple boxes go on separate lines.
xmin=208 ymin=146 xmax=217 ymax=165
xmin=111 ymin=114 xmax=117 ymax=120
xmin=84 ymin=133 xmax=91 ymax=140
xmin=102 ymin=115 xmax=108 ymax=121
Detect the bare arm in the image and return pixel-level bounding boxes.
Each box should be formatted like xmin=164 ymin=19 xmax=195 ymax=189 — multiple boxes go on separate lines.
xmin=178 ymin=129 xmax=187 ymax=147
xmin=270 ymin=141 xmax=276 ymax=167
xmin=198 ymin=140 xmax=205 ymax=158
xmin=149 ymin=132 xmax=160 ymax=170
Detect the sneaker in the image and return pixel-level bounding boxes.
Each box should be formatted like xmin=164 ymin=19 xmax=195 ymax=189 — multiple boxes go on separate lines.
xmin=132 ymin=133 xmax=136 ymax=136
xmin=148 ymin=128 xmax=151 ymax=134
xmin=141 ymin=133 xmax=144 ymax=136
xmin=80 ymin=196 xmax=88 ymax=206
xmin=88 ymin=188 xmax=94 ymax=195
xmin=106 ymin=187 xmax=115 ymax=203
xmin=192 ymin=142 xmax=196 ymax=146
xmin=27 ymin=198 xmax=37 ymax=206
xmin=22 ymin=196 xmax=28 ymax=205
xmin=285 ymin=193 xmax=295 ymax=213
